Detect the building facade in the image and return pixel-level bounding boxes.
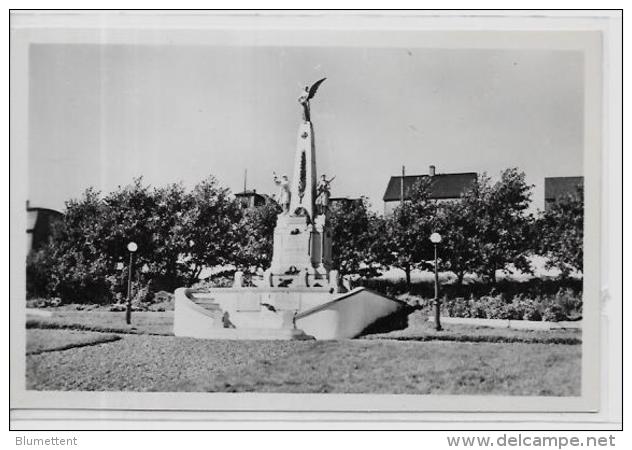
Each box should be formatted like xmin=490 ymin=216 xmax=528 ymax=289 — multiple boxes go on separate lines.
xmin=234 ymin=190 xmax=268 ymax=209
xmin=544 ymin=176 xmax=584 ymax=211
xmin=382 ymin=165 xmax=477 ymax=216
xmin=26 ymin=201 xmax=63 ymax=252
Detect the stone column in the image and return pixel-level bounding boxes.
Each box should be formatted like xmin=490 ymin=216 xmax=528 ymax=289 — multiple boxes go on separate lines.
xmin=233 ymin=271 xmax=244 ymax=288
xmin=289 ymin=121 xmax=317 ymax=219
xmin=329 ymin=270 xmax=339 ymax=292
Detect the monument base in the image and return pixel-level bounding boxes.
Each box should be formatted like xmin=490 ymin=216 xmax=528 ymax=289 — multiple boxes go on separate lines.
xmin=173 ymin=285 xmax=405 ymax=340
xmin=172 ymin=80 xmax=405 ymax=341
xmin=268 ymin=214 xmax=332 ymax=287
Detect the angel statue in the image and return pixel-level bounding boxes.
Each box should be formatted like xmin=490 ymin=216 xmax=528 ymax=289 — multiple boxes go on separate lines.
xmin=298 ymin=78 xmax=326 ymax=122
xmin=315 ymin=174 xmax=335 ymax=215
xmin=273 ymin=172 xmax=291 ymax=214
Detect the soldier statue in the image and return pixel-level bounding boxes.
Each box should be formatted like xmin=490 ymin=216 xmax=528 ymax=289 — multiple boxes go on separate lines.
xmin=273 ymin=172 xmax=291 ymax=214
xmin=316 ymin=174 xmax=335 ymax=215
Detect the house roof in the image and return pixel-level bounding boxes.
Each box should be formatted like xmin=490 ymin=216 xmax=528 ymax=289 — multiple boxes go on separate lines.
xmin=544 ymin=176 xmax=584 ymax=201
xmin=330 ymin=197 xmax=362 ymax=202
xmin=234 ymin=190 xmax=265 ymax=199
xmin=383 ymin=172 xmax=477 ymax=202
xmin=26 ymin=201 xmax=64 ymax=217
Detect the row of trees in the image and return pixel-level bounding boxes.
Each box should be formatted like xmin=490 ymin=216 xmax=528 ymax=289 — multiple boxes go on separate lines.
xmin=27 ymin=169 xmax=583 ymax=303
xmin=329 ymin=168 xmax=583 ymax=287
xmin=27 ymin=176 xmax=280 ymax=302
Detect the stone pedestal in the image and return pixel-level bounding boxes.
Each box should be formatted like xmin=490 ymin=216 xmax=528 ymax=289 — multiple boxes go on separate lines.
xmin=313 ymin=214 xmax=332 ymax=274
xmin=270 ymin=215 xmax=314 ymax=276
xmin=269 ymin=213 xmax=332 ymax=281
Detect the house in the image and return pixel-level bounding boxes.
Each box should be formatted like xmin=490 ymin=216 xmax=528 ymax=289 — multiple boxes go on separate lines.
xmin=544 ymin=176 xmax=583 ymax=211
xmin=329 ymin=197 xmax=364 ymax=209
xmin=234 ymin=189 xmax=267 ymax=208
xmin=26 ymin=201 xmax=63 ymax=252
xmin=382 ymin=165 xmax=477 ymax=216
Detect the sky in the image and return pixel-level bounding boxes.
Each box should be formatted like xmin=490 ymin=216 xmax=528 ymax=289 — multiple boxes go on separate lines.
xmin=28 ymin=44 xmax=584 ymax=213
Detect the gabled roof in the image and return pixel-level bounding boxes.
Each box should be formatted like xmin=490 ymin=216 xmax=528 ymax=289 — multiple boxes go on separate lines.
xmin=234 ymin=190 xmax=265 ymax=199
xmin=383 ymin=172 xmax=477 ymax=202
xmin=26 ymin=201 xmax=64 ymax=217
xmin=544 ymin=176 xmax=584 ymax=201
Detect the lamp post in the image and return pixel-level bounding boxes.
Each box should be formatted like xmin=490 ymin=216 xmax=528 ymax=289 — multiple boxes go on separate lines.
xmin=429 ymin=232 xmax=442 ymax=331
xmin=126 ymin=241 xmax=138 ymax=325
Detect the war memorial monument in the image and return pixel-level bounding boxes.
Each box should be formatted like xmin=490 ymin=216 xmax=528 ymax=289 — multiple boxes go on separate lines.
xmin=174 ymin=80 xmax=404 ymax=340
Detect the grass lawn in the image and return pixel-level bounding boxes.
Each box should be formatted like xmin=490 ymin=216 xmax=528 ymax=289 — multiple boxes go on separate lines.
xmin=25 ymin=310 xmax=582 ymax=395
xmin=26 ymin=310 xmax=581 ymax=344
xmin=26 ymin=329 xmax=121 ymax=355
xmin=362 ymin=311 xmax=582 ymax=345
xmin=26 ymin=329 xmax=580 ymax=395
xmin=26 ymin=311 xmax=174 ymax=336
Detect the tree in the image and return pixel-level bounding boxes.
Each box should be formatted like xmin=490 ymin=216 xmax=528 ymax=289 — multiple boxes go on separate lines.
xmin=234 ymin=201 xmax=281 ymax=273
xmin=98 ymin=178 xmax=160 ymax=293
xmin=435 ymin=192 xmax=482 ymax=288
xmin=26 ymin=175 xmax=244 ymax=303
xmin=469 ymin=169 xmax=535 ymax=284
xmin=148 ymin=182 xmax=196 ymax=289
xmin=43 ymin=187 xmax=117 ymax=303
xmin=379 ymin=178 xmax=437 ymax=288
xmin=184 ymin=175 xmax=242 ymax=284
xmin=328 ymin=197 xmax=376 ymax=276
xmin=537 ymin=185 xmax=583 ymax=276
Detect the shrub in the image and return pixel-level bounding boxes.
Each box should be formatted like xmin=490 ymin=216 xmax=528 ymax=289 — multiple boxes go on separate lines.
xmin=26 ymin=297 xmax=61 ymax=309
xmin=542 ymin=304 xmax=567 ymax=322
xmin=553 ymin=288 xmax=583 ymax=318
xmin=26 ymin=248 xmax=55 ymax=299
xmin=192 ymin=274 xmax=235 ymax=289
xmin=356 ymin=277 xmax=582 ymax=301
xmin=51 ymin=259 xmax=114 ymax=305
xmin=435 ymin=290 xmax=581 ymax=322
xmin=444 ymin=297 xmax=470 ymax=318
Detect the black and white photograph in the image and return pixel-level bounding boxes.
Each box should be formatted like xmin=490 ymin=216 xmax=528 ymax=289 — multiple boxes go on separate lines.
xmin=9 ymin=10 xmax=618 ymax=425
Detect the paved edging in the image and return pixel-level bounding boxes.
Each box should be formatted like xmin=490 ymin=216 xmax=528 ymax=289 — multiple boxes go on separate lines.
xmin=428 ymin=316 xmax=582 ymax=330
xmin=25 ymin=308 xmax=53 ymax=318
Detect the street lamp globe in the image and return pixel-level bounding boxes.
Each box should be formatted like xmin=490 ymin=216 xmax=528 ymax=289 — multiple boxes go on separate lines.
xmin=127 ymin=242 xmax=138 ymax=253
xmin=430 ymin=232 xmax=442 ymax=244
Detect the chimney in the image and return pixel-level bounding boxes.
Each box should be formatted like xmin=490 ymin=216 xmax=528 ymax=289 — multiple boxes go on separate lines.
xmin=429 ymin=165 xmax=436 ymax=176
xmin=401 ymin=165 xmax=406 ymax=205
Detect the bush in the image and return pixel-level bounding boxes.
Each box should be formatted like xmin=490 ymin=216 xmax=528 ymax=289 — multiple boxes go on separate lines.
xmin=357 ymin=277 xmax=582 ymax=303
xmin=26 ymin=248 xmax=55 ymax=299
xmin=192 ymin=274 xmax=235 ymax=289
xmin=444 ymin=297 xmax=470 ymax=318
xmin=553 ymin=288 xmax=583 ymax=318
xmin=542 ymin=304 xmax=567 ymax=322
xmin=437 ymin=289 xmax=581 ymax=322
xmin=516 ymin=296 xmax=543 ymax=321
xmin=52 ymin=261 xmax=114 ymax=305
xmin=26 ymin=297 xmax=61 ymax=309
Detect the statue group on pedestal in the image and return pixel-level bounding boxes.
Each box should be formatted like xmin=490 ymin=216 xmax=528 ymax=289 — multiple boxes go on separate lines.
xmin=273 ymin=172 xmax=334 ymax=216
xmin=273 ymin=78 xmax=333 ymax=217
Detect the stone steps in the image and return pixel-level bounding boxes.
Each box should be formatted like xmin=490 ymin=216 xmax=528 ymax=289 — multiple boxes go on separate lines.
xmin=191 ymin=298 xmax=222 ymax=312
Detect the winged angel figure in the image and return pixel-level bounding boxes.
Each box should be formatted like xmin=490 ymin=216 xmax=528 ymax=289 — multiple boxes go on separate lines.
xmin=298 ymin=78 xmax=326 ymax=122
